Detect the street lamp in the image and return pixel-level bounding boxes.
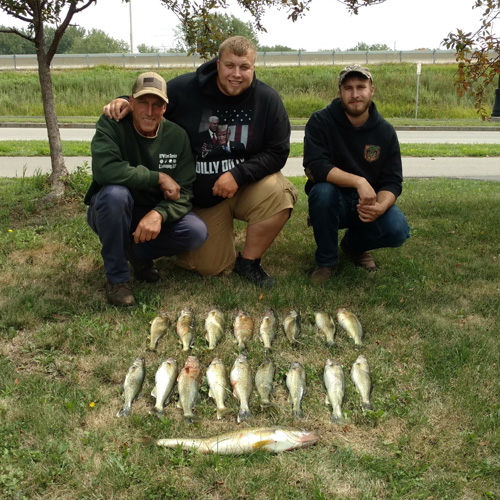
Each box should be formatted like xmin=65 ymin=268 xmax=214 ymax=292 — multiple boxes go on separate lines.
xmin=129 ymin=0 xmax=134 ymax=54
xmin=491 ymin=73 xmax=500 ymax=121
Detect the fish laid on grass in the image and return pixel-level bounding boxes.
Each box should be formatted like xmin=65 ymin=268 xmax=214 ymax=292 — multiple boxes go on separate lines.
xmin=230 ymin=354 xmax=253 ymax=423
xmin=337 ymin=308 xmax=363 ymax=346
xmin=233 ymin=311 xmax=254 ymax=352
xmin=351 ymin=354 xmax=373 ymax=411
xmin=177 ymin=356 xmax=202 ymax=423
xmin=176 ymin=307 xmax=196 ymax=351
xmin=314 ymin=311 xmax=336 ymax=347
xmin=283 ymin=310 xmax=301 ymax=345
xmin=116 ymin=357 xmax=145 ymax=418
xmin=323 ymin=359 xmax=346 ymax=424
xmin=206 ymin=358 xmax=232 ymax=420
xmin=255 ymin=358 xmax=275 ymax=407
xmin=145 ymin=427 xmax=319 ymax=455
xmin=205 ymin=308 xmax=224 ymax=350
xmin=150 ymin=358 xmax=178 ymax=418
xmin=149 ymin=313 xmax=169 ymax=351
xmin=286 ymin=361 xmax=307 ymax=419
xmin=259 ymin=309 xmax=278 ymax=351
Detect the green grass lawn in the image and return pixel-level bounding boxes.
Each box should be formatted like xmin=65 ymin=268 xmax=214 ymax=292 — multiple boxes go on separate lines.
xmin=0 ymin=171 xmax=499 ymax=499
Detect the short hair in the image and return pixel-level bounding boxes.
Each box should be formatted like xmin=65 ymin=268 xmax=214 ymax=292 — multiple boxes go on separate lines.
xmin=218 ymin=36 xmax=256 ymax=63
xmin=208 ymin=116 xmax=219 ymax=124
xmin=217 ymin=124 xmax=229 ymax=133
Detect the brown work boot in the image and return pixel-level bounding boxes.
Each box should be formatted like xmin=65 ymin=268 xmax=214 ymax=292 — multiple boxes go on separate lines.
xmin=127 ymin=247 xmax=160 ymax=283
xmin=340 ymin=237 xmax=377 ymax=271
xmin=311 ymin=265 xmax=337 ymax=284
xmin=106 ymin=281 xmax=135 ymax=307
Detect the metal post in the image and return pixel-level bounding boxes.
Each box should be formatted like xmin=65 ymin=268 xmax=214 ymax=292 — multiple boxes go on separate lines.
xmin=129 ymin=0 xmax=134 ymax=53
xmin=491 ymin=74 xmax=500 ymax=121
xmin=415 ymin=62 xmax=422 ymax=120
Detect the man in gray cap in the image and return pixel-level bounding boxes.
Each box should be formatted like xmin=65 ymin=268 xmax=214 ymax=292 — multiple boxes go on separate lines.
xmin=85 ymin=72 xmax=207 ymax=306
xmin=303 ymin=65 xmax=410 ymax=284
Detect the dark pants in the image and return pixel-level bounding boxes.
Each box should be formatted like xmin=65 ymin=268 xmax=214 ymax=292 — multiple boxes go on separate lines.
xmin=308 ymin=183 xmax=410 ymax=268
xmin=87 ymin=185 xmax=208 ymax=283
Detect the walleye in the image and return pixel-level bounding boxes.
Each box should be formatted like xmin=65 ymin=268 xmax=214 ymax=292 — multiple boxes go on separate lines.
xmin=230 ymin=354 xmax=253 ymax=423
xmin=337 ymin=308 xmax=363 ymax=347
xmin=286 ymin=361 xmax=307 ymax=419
xmin=233 ymin=311 xmax=254 ymax=352
xmin=116 ymin=357 xmax=145 ymax=418
xmin=149 ymin=427 xmax=319 ymax=455
xmin=323 ymin=359 xmax=346 ymax=424
xmin=177 ymin=356 xmax=202 ymax=423
xmin=149 ymin=313 xmax=169 ymax=351
xmin=283 ymin=310 xmax=301 ymax=345
xmin=205 ymin=308 xmax=224 ymax=350
xmin=255 ymin=358 xmax=275 ymax=407
xmin=150 ymin=358 xmax=178 ymax=418
xmin=314 ymin=311 xmax=336 ymax=347
xmin=206 ymin=358 xmax=231 ymax=420
xmin=351 ymin=354 xmax=373 ymax=411
xmin=176 ymin=307 xmax=196 ymax=351
xmin=259 ymin=309 xmax=278 ymax=351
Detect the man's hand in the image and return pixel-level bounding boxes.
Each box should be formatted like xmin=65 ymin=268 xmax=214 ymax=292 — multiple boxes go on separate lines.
xmin=158 ymin=172 xmax=181 ymax=201
xmin=103 ymin=98 xmax=131 ymax=121
xmin=132 ymin=210 xmax=163 ymax=243
xmin=357 ymin=202 xmax=385 ymax=223
xmin=212 ymin=172 xmax=238 ymax=199
xmin=356 ymin=178 xmax=377 ymax=206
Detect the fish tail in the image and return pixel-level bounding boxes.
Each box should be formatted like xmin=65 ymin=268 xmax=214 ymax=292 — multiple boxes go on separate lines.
xmin=293 ymin=407 xmax=303 ymax=419
xmin=116 ymin=405 xmax=131 ymax=418
xmin=331 ymin=413 xmax=346 ymax=425
xmin=216 ymin=407 xmax=232 ymax=420
xmin=136 ymin=436 xmax=157 ymax=446
xmin=149 ymin=408 xmax=164 ymax=419
xmin=237 ymin=406 xmax=252 ymax=423
xmin=362 ymin=401 xmax=374 ymax=411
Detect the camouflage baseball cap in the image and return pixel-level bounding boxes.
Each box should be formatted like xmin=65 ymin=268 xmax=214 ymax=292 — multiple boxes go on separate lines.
xmin=338 ymin=65 xmax=373 ymax=87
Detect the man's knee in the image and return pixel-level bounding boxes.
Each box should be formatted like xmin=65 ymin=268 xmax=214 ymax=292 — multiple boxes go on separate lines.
xmin=308 ymin=182 xmax=340 ymax=208
xmin=96 ymin=185 xmax=133 ymax=214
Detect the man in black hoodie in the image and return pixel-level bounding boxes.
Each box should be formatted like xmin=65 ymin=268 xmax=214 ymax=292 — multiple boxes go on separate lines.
xmin=104 ymin=36 xmax=297 ymax=288
xmin=303 ymin=65 xmax=410 ymax=284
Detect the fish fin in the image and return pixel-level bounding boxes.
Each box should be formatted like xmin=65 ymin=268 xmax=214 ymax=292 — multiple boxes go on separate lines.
xmin=325 ymin=395 xmax=330 ymax=406
xmin=252 ymin=439 xmax=274 ymax=451
xmin=151 ymin=386 xmax=157 ymax=398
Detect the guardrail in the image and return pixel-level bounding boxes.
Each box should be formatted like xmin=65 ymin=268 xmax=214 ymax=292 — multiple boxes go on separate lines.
xmin=0 ymin=49 xmax=470 ymax=70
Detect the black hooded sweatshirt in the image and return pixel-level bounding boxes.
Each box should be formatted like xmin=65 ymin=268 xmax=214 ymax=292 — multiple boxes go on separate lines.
xmin=164 ymin=58 xmax=291 ymax=208
xmin=303 ymin=98 xmax=403 ymax=198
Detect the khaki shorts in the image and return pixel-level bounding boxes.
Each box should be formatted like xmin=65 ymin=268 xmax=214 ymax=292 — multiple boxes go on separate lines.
xmin=176 ymin=172 xmax=298 ymax=276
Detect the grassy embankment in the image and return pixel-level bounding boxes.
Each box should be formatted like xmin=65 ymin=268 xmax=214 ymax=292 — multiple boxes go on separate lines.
xmin=1 ymin=163 xmax=499 ymax=499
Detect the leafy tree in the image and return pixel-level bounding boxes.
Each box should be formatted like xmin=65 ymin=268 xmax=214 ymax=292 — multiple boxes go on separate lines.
xmin=45 ymin=24 xmax=86 ymax=53
xmin=175 ymin=13 xmax=258 ymax=53
xmin=137 ymin=42 xmax=159 ymax=53
xmin=0 ymin=0 xmax=97 ymax=198
xmin=68 ymin=28 xmax=129 ymax=53
xmin=348 ymin=42 xmax=391 ymax=51
xmin=337 ymin=0 xmax=500 ymax=118
xmin=259 ymin=44 xmax=295 ymax=52
xmin=0 ymin=24 xmax=33 ymax=53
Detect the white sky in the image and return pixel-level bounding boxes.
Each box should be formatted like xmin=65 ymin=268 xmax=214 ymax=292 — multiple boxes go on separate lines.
xmin=0 ymin=0 xmax=484 ymax=53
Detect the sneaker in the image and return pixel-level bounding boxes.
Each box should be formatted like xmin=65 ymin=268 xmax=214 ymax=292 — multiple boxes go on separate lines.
xmin=233 ymin=253 xmax=275 ymax=288
xmin=311 ymin=266 xmax=337 ymax=284
xmin=127 ymin=247 xmax=160 ymax=283
xmin=106 ymin=281 xmax=135 ymax=307
xmin=340 ymin=237 xmax=377 ymax=271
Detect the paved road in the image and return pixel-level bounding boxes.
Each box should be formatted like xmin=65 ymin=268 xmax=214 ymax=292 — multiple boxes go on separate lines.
xmin=2 ymin=156 xmax=499 ymax=182
xmin=0 ymin=127 xmax=500 ymax=144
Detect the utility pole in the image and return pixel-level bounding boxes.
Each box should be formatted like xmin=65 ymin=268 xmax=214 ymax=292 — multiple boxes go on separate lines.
xmin=129 ymin=0 xmax=134 ymax=53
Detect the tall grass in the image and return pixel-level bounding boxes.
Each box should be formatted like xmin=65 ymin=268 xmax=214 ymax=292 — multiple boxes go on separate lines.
xmin=0 ymin=63 xmax=490 ymax=119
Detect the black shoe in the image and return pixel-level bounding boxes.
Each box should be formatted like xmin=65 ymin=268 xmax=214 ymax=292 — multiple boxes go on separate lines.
xmin=127 ymin=246 xmax=160 ymax=283
xmin=233 ymin=253 xmax=275 ymax=288
xmin=106 ymin=281 xmax=135 ymax=307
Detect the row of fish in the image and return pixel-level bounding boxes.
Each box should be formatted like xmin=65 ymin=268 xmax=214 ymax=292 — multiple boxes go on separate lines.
xmin=150 ymin=307 xmax=364 ymax=352
xmin=117 ymin=354 xmax=373 ymax=424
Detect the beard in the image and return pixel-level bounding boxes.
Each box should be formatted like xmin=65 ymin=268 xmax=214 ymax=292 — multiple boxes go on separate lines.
xmin=340 ymin=98 xmax=372 ymax=118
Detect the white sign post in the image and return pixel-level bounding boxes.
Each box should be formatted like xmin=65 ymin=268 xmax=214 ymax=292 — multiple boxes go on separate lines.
xmin=415 ymin=62 xmax=422 ymax=119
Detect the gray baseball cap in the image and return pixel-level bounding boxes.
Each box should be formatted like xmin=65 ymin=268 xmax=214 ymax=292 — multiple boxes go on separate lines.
xmin=132 ymin=72 xmax=168 ymax=103
xmin=338 ymin=65 xmax=373 ymax=87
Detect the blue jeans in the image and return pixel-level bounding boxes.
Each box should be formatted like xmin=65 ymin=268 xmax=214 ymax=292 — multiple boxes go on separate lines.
xmin=87 ymin=185 xmax=208 ymax=283
xmin=308 ymin=183 xmax=410 ymax=268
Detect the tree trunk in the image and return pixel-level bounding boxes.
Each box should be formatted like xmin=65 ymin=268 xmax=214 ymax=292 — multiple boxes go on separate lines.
xmin=36 ymin=48 xmax=68 ymax=198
